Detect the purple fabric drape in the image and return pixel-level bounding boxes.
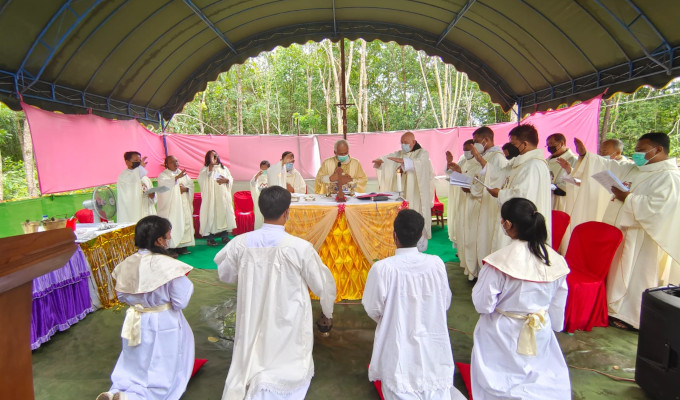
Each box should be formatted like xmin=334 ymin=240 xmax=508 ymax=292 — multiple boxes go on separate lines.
xmin=31 ymin=246 xmax=94 ymax=350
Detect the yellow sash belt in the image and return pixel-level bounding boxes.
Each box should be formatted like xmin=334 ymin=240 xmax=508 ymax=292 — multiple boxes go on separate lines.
xmin=497 ymin=309 xmax=547 ymax=356
xmin=121 ymin=303 xmax=172 ymax=347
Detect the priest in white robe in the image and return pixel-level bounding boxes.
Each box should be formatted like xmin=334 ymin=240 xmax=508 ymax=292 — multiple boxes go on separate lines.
xmin=363 ymin=209 xmax=466 ymax=400
xmin=267 ymin=151 xmax=307 ymax=193
xmin=314 ymin=139 xmax=368 ymax=194
xmin=157 ymin=156 xmax=195 ymax=255
xmin=466 ymin=127 xmax=509 ymax=268
xmin=117 ymin=151 xmax=156 ymax=223
xmin=250 ymin=160 xmax=270 ymax=230
xmin=446 ymin=140 xmax=483 ymax=279
xmin=97 ymin=216 xmax=194 ymax=400
xmin=373 ymin=131 xmax=435 ymax=239
xmin=487 ymin=125 xmax=552 ymax=252
xmin=198 ymin=150 xmax=236 ymax=247
xmin=572 ymin=133 xmax=680 ymax=329
xmin=545 ymin=133 xmax=578 ymax=212
xmin=215 ymin=186 xmax=336 ymax=400
xmin=471 ymin=198 xmax=570 ymax=400
xmin=445 ymin=141 xmax=473 ymax=247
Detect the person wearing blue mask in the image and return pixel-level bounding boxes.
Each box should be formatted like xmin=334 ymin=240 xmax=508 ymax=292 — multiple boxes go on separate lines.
xmin=571 ymin=132 xmax=680 ymax=330
xmin=314 ymin=139 xmax=367 ymax=194
xmin=267 ymin=151 xmax=307 ymax=194
xmin=373 ymin=131 xmax=435 ymax=244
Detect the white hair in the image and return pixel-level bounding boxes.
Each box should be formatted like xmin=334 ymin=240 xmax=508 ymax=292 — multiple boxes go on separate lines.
xmin=334 ymin=139 xmax=349 ymax=152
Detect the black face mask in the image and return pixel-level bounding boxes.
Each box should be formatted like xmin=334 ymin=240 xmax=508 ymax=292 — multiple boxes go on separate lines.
xmin=547 ymin=146 xmax=558 ymax=154
xmin=131 ymin=161 xmax=141 ymax=169
xmin=504 ymin=144 xmax=520 ymax=160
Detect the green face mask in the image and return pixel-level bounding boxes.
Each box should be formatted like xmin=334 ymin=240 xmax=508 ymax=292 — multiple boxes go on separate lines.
xmin=337 ymin=155 xmax=349 ymax=162
xmin=632 ymin=148 xmax=657 ymax=167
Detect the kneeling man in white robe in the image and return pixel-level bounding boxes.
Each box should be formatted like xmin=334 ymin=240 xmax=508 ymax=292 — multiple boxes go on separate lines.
xmin=363 ymin=209 xmax=466 ymax=400
xmin=215 ymin=186 xmax=337 ymax=400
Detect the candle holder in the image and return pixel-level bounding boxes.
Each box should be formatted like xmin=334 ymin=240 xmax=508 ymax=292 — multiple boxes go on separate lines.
xmin=395 ymin=167 xmax=404 ymax=201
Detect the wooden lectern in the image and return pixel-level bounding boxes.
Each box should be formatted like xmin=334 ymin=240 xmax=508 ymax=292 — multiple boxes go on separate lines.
xmin=0 ymin=228 xmax=77 ymax=400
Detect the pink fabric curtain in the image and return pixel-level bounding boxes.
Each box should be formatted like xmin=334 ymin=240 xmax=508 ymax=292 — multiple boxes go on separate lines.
xmin=22 ymin=95 xmax=601 ymax=194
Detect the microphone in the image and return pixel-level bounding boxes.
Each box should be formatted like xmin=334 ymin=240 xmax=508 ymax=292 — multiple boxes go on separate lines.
xmin=337 ymin=161 xmax=342 ymax=168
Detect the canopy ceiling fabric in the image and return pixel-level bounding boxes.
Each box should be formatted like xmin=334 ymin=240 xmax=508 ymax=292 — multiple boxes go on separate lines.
xmin=0 ymin=0 xmax=678 ymax=122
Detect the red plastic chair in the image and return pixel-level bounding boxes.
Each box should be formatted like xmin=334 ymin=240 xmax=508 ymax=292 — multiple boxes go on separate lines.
xmin=563 ymin=221 xmax=623 ymax=333
xmin=74 ymin=209 xmax=108 ymax=223
xmin=232 ymin=191 xmax=254 ymax=235
xmin=551 ymin=210 xmax=570 ymax=251
xmin=193 ymin=193 xmax=202 ymax=238
xmin=431 ymin=190 xmax=444 ymax=228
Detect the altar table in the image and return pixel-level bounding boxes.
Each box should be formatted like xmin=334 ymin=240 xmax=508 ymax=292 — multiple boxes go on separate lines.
xmin=285 ymin=194 xmax=407 ymax=301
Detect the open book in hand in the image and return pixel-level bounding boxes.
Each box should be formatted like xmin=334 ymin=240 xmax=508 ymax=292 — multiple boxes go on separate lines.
xmin=448 ymin=171 xmax=472 ymax=188
xmin=591 ymin=170 xmax=629 ymax=194
xmin=145 ymin=185 xmax=170 ymax=195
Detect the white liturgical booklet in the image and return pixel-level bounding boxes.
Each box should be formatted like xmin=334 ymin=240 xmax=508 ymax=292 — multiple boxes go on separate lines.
xmin=448 ymin=171 xmax=472 ymax=188
xmin=145 ymin=186 xmax=170 ymax=195
xmin=591 ymin=170 xmax=629 ymax=194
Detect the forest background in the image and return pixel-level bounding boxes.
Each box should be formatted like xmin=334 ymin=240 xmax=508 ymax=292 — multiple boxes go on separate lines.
xmin=1 ymin=39 xmax=678 ymax=201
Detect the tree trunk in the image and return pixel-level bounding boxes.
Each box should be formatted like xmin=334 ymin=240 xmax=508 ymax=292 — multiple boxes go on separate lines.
xmin=20 ymin=119 xmax=38 ymax=197
xmin=434 ymin=59 xmax=446 ymax=127
xmin=417 ymin=52 xmax=442 ymax=128
xmin=357 ymin=40 xmax=365 ymax=132
xmin=318 ymin=65 xmax=332 ymax=134
xmin=361 ymin=39 xmax=368 ymax=133
xmin=609 ymin=93 xmax=621 ymax=133
xmin=236 ymin=65 xmax=243 ymax=135
xmin=600 ymin=98 xmax=611 ymax=143
xmin=306 ymin=64 xmax=313 ymax=111
xmin=198 ymin=90 xmax=206 ymax=135
xmin=325 ymin=40 xmax=342 ymax=135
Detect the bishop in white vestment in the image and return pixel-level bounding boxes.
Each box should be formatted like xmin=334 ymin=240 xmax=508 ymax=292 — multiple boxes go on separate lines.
xmin=157 ymin=156 xmax=195 ymax=252
xmin=363 ymin=209 xmax=466 ymax=400
xmin=373 ymin=131 xmax=435 ymax=239
xmin=314 ymin=139 xmax=368 ymax=194
xmin=471 ymin=198 xmax=570 ymax=400
xmin=215 ymin=186 xmax=336 ymax=400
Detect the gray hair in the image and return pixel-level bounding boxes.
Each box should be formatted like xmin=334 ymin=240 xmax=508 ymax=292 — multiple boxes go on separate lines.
xmin=603 ymin=138 xmax=624 ymax=152
xmin=334 ymin=139 xmax=349 ymax=152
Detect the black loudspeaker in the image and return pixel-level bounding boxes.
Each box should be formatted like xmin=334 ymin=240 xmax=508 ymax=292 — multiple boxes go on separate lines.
xmin=635 ymin=286 xmax=680 ymax=400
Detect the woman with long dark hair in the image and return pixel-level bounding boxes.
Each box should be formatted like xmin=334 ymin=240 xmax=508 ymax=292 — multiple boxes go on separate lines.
xmin=97 ymin=216 xmax=194 ymax=400
xmin=470 ymin=198 xmax=571 ymax=400
xmin=197 ymin=149 xmax=236 ymax=246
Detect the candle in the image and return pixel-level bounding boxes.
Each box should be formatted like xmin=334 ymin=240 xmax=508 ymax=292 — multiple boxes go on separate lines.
xmin=396 ymin=171 xmax=403 ymax=192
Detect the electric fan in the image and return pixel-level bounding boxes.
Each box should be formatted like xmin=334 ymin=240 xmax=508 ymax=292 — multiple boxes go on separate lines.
xmin=82 ymin=186 xmax=117 ymax=223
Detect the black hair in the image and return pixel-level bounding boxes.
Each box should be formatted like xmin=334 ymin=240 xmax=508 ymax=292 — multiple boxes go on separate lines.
xmin=134 ymin=215 xmax=172 ymax=255
xmin=259 ymin=186 xmax=291 ymax=220
xmin=260 ymin=160 xmax=270 ymax=168
xmin=204 ymin=150 xmax=222 ymax=167
xmin=463 ymin=139 xmax=475 ymax=146
xmin=472 ymin=126 xmax=494 ymax=141
xmin=281 ymin=151 xmax=293 ymax=160
xmin=393 ymin=209 xmax=424 ymax=248
xmin=124 ymin=151 xmax=141 ymax=161
xmin=547 ymin=133 xmax=566 ymax=143
xmin=639 ymin=132 xmax=670 ymax=154
xmin=508 ymin=124 xmax=539 ymax=146
xmin=502 ymin=143 xmax=520 ymax=159
xmin=500 ymin=198 xmax=550 ymax=266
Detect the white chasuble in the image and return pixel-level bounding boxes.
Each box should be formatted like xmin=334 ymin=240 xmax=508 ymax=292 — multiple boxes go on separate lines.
xmin=376 ymin=147 xmax=435 ymax=238
xmin=140 ymin=176 xmax=157 ymax=218
xmin=157 ymin=169 xmax=195 ymax=248
xmin=116 ymin=168 xmax=145 ymax=223
xmin=493 ymin=149 xmax=552 ymax=252
xmin=198 ymin=165 xmax=236 ymax=236
xmin=547 ymin=149 xmax=578 ymax=212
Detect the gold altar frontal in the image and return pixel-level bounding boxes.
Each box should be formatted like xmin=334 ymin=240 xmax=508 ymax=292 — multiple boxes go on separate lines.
xmin=80 ymin=225 xmax=136 ymax=309
xmin=285 ymin=200 xmax=407 ymax=301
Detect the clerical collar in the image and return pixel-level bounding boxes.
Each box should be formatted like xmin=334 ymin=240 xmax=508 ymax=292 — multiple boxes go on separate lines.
xmin=395 ymin=247 xmax=419 ymax=255
xmin=261 ymin=223 xmax=285 ymax=231
xmin=409 ymin=142 xmax=422 ymax=152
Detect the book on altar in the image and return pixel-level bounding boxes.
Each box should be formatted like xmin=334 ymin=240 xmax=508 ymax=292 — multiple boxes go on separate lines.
xmin=448 ymin=172 xmax=472 ymax=188
xmin=591 ymin=170 xmax=629 ymax=194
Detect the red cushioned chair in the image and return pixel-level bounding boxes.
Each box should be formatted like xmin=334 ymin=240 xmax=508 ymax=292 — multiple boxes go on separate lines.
xmin=431 ymin=190 xmax=444 ymax=228
xmin=551 ymin=210 xmax=570 ymax=251
xmin=193 ymin=193 xmax=202 ymax=238
xmin=232 ymin=191 xmax=255 ymax=235
xmin=563 ymin=221 xmax=623 ymax=333
xmin=74 ymin=209 xmax=107 ymax=223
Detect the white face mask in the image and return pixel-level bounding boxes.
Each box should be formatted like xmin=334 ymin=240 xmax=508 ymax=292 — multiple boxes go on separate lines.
xmin=464 ymin=151 xmax=474 ymax=160
xmin=473 ymin=142 xmax=485 ymax=153
xmin=401 ymin=143 xmax=411 ymax=152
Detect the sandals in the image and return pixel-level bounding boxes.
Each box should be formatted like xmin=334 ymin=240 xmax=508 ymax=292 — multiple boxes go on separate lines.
xmin=609 ymin=317 xmax=636 ymax=331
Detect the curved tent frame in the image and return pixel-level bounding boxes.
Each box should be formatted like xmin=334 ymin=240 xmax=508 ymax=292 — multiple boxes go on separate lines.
xmin=0 ymin=0 xmax=678 ymax=124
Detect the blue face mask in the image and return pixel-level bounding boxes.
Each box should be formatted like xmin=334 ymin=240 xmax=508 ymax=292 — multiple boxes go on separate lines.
xmin=632 ymin=148 xmax=656 ymax=167
xmin=401 ymin=143 xmax=411 ymax=152
xmin=285 ymin=162 xmax=294 ymax=171
xmin=337 ymin=154 xmax=349 ymax=163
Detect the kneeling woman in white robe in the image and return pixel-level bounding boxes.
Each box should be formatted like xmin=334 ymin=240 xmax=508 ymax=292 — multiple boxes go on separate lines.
xmin=97 ymin=216 xmax=195 ymax=400
xmin=470 ymin=197 xmax=571 ymax=400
